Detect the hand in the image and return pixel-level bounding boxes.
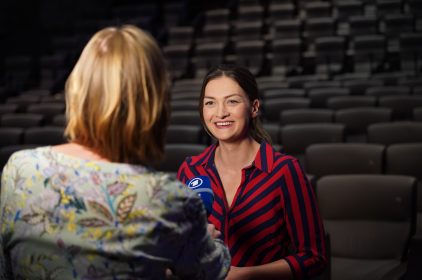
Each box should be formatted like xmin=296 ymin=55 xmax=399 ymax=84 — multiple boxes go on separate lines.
xmin=225 ymin=266 xmax=251 ymax=280
xmin=207 ymin=224 xmax=221 ymax=239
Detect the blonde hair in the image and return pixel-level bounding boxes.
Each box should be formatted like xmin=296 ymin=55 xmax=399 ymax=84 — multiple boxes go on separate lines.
xmin=65 ymin=25 xmax=169 ymax=164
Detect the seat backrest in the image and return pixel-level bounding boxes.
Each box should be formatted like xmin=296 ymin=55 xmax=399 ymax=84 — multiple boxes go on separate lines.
xmin=167 ymin=26 xmax=194 ymax=45
xmin=281 ymin=123 xmax=345 ymax=155
xmin=317 ymin=174 xmax=417 ymax=259
xmin=327 ymin=96 xmax=377 ymax=110
xmin=308 ymin=87 xmax=350 ymax=108
xmin=170 ymin=100 xmax=198 ymax=112
xmin=304 ymin=1 xmax=332 ymax=18
xmin=368 ymin=121 xmax=422 ymax=145
xmin=170 ymin=111 xmax=202 ymax=126
xmin=0 ymin=104 xmax=19 ymax=115
xmin=263 ymin=123 xmax=281 ymax=145
xmin=0 ymin=113 xmax=44 ymax=128
xmin=204 ymin=9 xmax=230 ymax=25
xmin=305 ymin=17 xmax=336 ymax=38
xmin=350 ymin=16 xmax=379 ymax=35
xmin=385 ymin=143 xmax=422 ymax=233
xmin=0 ymin=128 xmax=24 ymax=147
xmin=414 ymin=107 xmax=422 ymax=121
xmin=386 ymin=143 xmax=422 ymax=181
xmin=52 ymin=114 xmax=66 ymax=127
xmin=335 ymin=107 xmax=392 ymax=134
xmin=23 ymin=126 xmax=66 ymax=145
xmin=366 ymin=86 xmax=411 ymax=97
xmin=281 ymin=109 xmax=334 ymax=125
xmin=166 ymin=125 xmax=207 ymax=144
xmin=378 ymin=96 xmax=422 ymax=120
xmin=154 ymin=144 xmax=207 ymax=172
xmin=268 ymin=3 xmax=295 ymax=23
xmin=26 ymin=103 xmax=66 ymax=124
xmin=262 ymin=88 xmax=305 ymax=100
xmin=342 ymin=78 xmax=384 ymax=95
xmin=274 ymin=19 xmax=302 ymax=39
xmin=384 ymin=14 xmax=415 ymax=35
xmin=306 ymin=143 xmax=385 ymax=178
xmin=304 ymin=80 xmax=342 ymax=90
xmin=262 ymin=98 xmax=311 ymax=123
xmin=235 ymin=40 xmax=265 ymax=75
xmin=335 ymin=0 xmax=364 ymax=20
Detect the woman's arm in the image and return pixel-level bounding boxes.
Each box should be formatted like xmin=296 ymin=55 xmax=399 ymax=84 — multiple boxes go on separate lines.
xmin=226 ymin=259 xmax=293 ymax=280
xmin=279 ymin=157 xmax=328 ymax=279
xmin=227 ymin=157 xmax=327 ymax=280
xmin=0 ymin=154 xmax=19 ymax=280
xmin=171 ymin=193 xmax=231 ymax=280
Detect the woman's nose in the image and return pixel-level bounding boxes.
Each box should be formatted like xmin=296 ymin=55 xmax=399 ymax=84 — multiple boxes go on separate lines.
xmin=216 ymin=103 xmax=229 ymax=118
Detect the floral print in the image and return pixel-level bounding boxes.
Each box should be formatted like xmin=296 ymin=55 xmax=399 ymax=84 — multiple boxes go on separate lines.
xmin=0 ymin=147 xmax=230 ymax=279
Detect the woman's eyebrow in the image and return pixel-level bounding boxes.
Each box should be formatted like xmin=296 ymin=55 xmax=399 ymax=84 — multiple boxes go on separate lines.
xmin=204 ymin=94 xmax=242 ymax=99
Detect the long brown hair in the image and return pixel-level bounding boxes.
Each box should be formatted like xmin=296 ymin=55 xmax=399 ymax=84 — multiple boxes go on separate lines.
xmin=199 ymin=64 xmax=272 ymax=144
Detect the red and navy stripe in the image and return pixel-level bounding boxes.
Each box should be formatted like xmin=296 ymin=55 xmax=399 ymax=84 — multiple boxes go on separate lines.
xmin=177 ymin=141 xmax=327 ymax=279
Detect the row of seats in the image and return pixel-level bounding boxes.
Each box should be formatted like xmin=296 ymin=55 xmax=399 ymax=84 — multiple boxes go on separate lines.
xmin=165 ymin=32 xmax=422 ymax=79
xmin=157 ymin=141 xmax=422 ymax=185
xmin=3 ymin=0 xmax=420 ymax=95
xmin=0 ymin=126 xmax=65 ymax=148
xmin=171 ymin=73 xmax=422 ymax=97
xmin=155 ymin=122 xmax=422 ymax=169
xmin=264 ymin=121 xmax=422 ymax=154
xmin=169 ymin=100 xmax=422 ymax=125
xmin=172 ymin=82 xmax=422 ymax=100
xmin=0 ymin=113 xmax=65 ymax=128
xmin=164 ymin=0 xmax=422 ymax=78
xmin=262 ymin=98 xmax=422 ymax=121
xmin=2 ymin=121 xmax=420 ymax=168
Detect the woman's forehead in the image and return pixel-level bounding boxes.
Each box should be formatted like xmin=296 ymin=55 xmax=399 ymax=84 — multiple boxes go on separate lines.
xmin=204 ymin=76 xmax=246 ymax=97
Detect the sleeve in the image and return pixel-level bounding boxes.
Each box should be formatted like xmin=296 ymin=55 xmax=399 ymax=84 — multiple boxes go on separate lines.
xmin=0 ymin=154 xmax=19 ymax=279
xmin=176 ymin=159 xmax=190 ymax=184
xmin=280 ymin=157 xmax=327 ymax=279
xmin=171 ymin=192 xmax=231 ymax=280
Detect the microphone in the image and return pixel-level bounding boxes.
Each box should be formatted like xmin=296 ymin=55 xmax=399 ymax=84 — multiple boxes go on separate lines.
xmin=187 ymin=176 xmax=214 ymax=216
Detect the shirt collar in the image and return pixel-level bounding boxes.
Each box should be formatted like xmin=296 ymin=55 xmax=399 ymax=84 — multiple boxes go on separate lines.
xmin=193 ymin=141 xmax=276 ymax=173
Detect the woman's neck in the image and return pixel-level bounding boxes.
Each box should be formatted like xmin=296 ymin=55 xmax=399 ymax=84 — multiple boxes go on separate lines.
xmin=215 ymin=137 xmax=260 ymax=171
xmin=52 ymin=142 xmax=111 ymax=162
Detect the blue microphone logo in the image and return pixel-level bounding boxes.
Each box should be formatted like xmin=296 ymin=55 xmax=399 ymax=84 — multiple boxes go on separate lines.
xmin=188 ymin=177 xmax=203 ymax=189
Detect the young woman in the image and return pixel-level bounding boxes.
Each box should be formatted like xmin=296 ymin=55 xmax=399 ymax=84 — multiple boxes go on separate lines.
xmin=177 ymin=65 xmax=327 ymax=280
xmin=0 ymin=25 xmax=230 ymax=279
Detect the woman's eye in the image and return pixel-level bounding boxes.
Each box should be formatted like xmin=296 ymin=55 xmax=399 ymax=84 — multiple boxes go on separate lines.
xmin=228 ymin=99 xmax=239 ymax=104
xmin=204 ymin=101 xmax=214 ymax=106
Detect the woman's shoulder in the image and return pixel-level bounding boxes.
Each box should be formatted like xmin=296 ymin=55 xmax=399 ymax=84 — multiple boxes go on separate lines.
xmin=5 ymin=146 xmax=50 ymax=166
xmin=180 ymin=144 xmax=215 ymax=168
xmin=271 ymin=148 xmax=301 ymax=168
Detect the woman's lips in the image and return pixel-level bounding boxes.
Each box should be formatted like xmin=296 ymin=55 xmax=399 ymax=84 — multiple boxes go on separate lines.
xmin=214 ymin=121 xmax=233 ymax=128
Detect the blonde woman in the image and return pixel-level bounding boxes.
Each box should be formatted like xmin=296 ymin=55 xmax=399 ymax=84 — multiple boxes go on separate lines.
xmin=0 ymin=25 xmax=230 ymax=279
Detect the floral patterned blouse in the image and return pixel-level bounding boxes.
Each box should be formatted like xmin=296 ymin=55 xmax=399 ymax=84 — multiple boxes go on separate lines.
xmin=0 ymin=147 xmax=230 ymax=280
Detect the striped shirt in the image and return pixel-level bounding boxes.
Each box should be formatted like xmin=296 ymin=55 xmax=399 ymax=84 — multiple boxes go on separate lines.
xmin=177 ymin=141 xmax=327 ymax=279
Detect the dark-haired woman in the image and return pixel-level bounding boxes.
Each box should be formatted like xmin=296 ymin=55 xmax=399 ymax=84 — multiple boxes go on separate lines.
xmin=178 ymin=65 xmax=327 ymax=280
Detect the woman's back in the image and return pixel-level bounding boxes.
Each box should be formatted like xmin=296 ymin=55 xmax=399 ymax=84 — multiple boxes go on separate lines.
xmin=0 ymin=146 xmax=229 ymax=279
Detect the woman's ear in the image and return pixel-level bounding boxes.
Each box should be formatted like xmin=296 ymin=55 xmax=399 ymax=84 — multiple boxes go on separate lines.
xmin=251 ymin=99 xmax=259 ymax=118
